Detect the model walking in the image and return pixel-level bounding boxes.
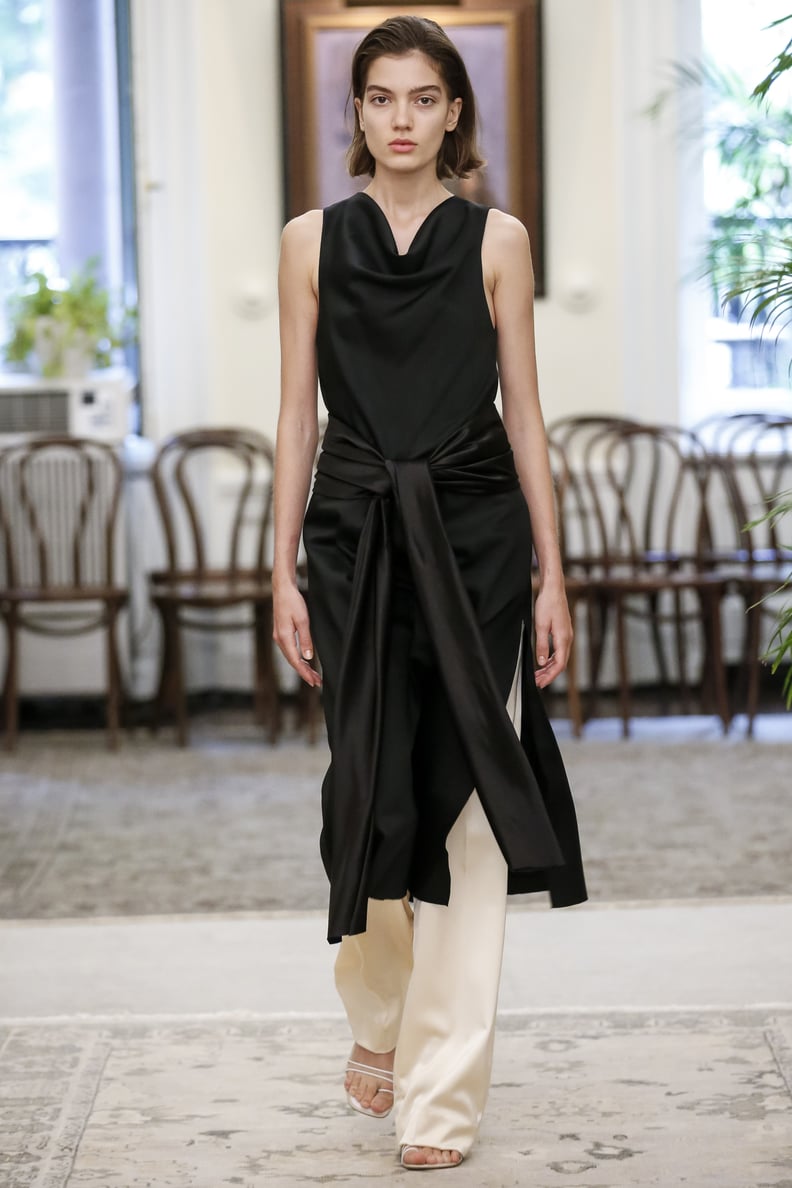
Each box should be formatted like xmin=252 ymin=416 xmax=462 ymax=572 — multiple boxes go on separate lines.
xmin=273 ymin=14 xmax=587 ymax=1170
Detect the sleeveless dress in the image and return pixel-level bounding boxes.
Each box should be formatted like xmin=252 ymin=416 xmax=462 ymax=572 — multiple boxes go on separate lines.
xmin=303 ymin=192 xmax=587 ymax=942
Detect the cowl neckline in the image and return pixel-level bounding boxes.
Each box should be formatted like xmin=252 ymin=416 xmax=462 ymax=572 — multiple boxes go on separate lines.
xmin=355 ymin=191 xmax=458 ymax=265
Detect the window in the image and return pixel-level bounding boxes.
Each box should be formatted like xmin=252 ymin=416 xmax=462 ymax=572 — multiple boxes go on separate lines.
xmin=0 ymin=0 xmax=139 ymax=393
xmin=0 ymin=0 xmax=58 ymax=351
xmin=695 ymin=0 xmax=792 ymax=422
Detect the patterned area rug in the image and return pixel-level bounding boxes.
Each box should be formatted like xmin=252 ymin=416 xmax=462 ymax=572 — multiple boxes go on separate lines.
xmin=1 ymin=728 xmax=791 ymax=919
xmin=1 ymin=1010 xmax=790 ymax=1187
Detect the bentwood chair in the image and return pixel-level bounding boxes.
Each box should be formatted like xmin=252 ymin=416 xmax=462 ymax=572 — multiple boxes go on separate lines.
xmin=0 ymin=436 xmax=126 ymax=750
xmin=546 ymin=415 xmax=644 ymax=723
xmin=579 ymin=422 xmax=732 ymax=735
xmin=713 ymin=418 xmax=792 ymax=732
xmin=539 ymin=439 xmax=590 ymax=736
xmin=692 ymin=410 xmax=792 ymax=456
xmin=148 ymin=427 xmax=280 ymax=746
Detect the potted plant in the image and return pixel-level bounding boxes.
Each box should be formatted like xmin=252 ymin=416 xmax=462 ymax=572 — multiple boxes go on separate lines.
xmin=3 ymin=255 xmax=136 ymax=378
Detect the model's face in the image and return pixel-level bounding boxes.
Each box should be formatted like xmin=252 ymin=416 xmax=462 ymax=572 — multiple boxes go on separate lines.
xmin=355 ymin=50 xmax=462 ymax=175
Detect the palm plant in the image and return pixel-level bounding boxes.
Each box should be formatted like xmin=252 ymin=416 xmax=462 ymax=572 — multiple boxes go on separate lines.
xmin=723 ymin=14 xmax=792 ymax=707
xmin=651 ymin=15 xmax=792 ymax=706
xmin=703 ymin=64 xmax=792 ymax=326
xmin=747 ymin=493 xmax=792 ymax=706
xmin=650 ymin=53 xmax=792 ymax=325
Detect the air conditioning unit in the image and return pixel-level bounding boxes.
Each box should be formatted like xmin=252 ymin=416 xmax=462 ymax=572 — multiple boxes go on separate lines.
xmin=0 ymin=367 xmax=135 ymax=442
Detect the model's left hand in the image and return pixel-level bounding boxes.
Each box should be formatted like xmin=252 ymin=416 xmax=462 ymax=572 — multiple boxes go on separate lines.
xmin=534 ymin=583 xmax=573 ymax=688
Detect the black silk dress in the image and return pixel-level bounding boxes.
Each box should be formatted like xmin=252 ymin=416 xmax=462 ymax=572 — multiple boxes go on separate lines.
xmin=303 ymin=192 xmax=587 ymax=943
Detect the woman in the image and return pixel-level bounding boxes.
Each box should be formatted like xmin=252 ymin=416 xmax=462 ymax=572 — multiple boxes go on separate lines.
xmin=274 ymin=14 xmax=587 ymax=1170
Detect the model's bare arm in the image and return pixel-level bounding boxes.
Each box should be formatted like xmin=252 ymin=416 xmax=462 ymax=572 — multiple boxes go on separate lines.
xmin=273 ymin=210 xmax=323 ymax=687
xmin=484 ymin=210 xmax=572 ymax=688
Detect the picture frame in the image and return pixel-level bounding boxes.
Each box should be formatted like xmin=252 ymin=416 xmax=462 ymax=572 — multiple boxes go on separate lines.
xmin=281 ymin=0 xmax=546 ymax=294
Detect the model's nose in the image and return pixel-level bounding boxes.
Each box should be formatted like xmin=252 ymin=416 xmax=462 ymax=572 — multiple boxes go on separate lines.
xmin=392 ymin=102 xmax=412 ymax=129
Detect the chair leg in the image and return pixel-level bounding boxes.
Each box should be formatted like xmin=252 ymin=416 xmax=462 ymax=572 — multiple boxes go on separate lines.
xmin=105 ymin=602 xmax=122 ymax=750
xmin=703 ymin=587 xmax=731 ymax=734
xmin=169 ymin=611 xmax=188 ymax=748
xmin=254 ymin=600 xmax=281 ymax=744
xmin=2 ymin=606 xmax=19 ymax=752
xmin=152 ymin=603 xmax=188 ymax=745
xmin=565 ymin=594 xmax=584 ymax=738
xmin=586 ymin=592 xmax=609 ymax=719
xmin=647 ymin=591 xmax=671 ymax=714
xmin=615 ymin=593 xmax=631 ymax=738
xmin=744 ymin=588 xmax=763 ymax=738
xmin=673 ymin=588 xmax=691 ymax=715
xmin=252 ymin=604 xmax=268 ymax=732
xmin=152 ymin=601 xmax=172 ymax=733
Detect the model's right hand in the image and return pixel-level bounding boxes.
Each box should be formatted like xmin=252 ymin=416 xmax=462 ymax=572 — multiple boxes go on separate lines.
xmin=273 ymin=583 xmax=322 ymax=687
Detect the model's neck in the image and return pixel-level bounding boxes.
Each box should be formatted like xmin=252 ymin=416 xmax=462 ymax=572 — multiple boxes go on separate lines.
xmin=364 ymin=169 xmax=450 ymax=216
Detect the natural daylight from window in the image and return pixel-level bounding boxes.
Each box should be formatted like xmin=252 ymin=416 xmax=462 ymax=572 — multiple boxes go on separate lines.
xmin=699 ymin=0 xmax=792 ymax=421
xmin=0 ymin=0 xmax=57 ymax=351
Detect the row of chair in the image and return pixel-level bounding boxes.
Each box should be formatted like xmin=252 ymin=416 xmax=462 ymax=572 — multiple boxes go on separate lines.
xmin=0 ymin=428 xmax=299 ymax=750
xmin=0 ymin=412 xmax=790 ymax=749
xmin=547 ymin=412 xmax=792 ymax=735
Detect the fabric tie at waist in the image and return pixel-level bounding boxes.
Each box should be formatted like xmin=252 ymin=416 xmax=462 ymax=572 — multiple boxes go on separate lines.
xmin=313 ymin=407 xmax=565 ymax=941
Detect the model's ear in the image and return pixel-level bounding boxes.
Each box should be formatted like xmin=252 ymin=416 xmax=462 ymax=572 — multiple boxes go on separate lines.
xmin=446 ymin=97 xmax=462 ymax=132
xmin=354 ymin=96 xmax=365 ymax=131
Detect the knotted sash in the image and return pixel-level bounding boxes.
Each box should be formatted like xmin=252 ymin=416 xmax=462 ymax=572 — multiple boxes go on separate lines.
xmin=313 ymin=406 xmax=565 ymax=941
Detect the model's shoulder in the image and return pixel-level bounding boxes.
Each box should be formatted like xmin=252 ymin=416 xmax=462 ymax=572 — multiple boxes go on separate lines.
xmin=281 ymin=208 xmax=323 ymax=248
xmin=482 ymin=208 xmax=533 ymax=277
xmin=482 ymin=207 xmax=530 ymax=248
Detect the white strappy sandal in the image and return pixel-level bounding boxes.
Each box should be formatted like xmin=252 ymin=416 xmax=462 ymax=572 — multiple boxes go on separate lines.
xmin=400 ymin=1145 xmax=464 ymax=1170
xmin=345 ymin=1059 xmax=394 ymax=1118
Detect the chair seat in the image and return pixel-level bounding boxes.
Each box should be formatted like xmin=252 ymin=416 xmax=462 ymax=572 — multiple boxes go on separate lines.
xmin=1 ymin=586 xmax=127 ymax=605
xmin=702 ymin=547 xmax=791 ymax=564
xmin=150 ymin=570 xmax=272 ymax=607
xmin=586 ymin=569 xmax=729 ymax=593
xmin=735 ymin=566 xmax=792 ymax=590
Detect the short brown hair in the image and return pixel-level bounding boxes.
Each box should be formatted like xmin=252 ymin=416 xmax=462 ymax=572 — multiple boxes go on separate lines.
xmin=346 ymin=15 xmax=485 ymax=180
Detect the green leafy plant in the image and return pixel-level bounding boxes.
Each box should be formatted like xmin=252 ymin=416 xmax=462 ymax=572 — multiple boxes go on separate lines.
xmin=650 ymin=56 xmax=792 ymax=323
xmin=650 ymin=13 xmax=792 ymax=708
xmin=731 ymin=13 xmax=792 ymax=708
xmin=3 ymin=256 xmax=137 ymax=377
xmin=752 ymin=14 xmax=792 ymax=103
xmin=747 ymin=490 xmax=792 ymax=708
xmin=711 ymin=15 xmax=792 ymax=349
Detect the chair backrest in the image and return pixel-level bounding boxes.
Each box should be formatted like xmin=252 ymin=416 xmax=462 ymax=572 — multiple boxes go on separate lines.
xmin=692 ymin=410 xmax=792 ymax=454
xmin=0 ymin=436 xmax=123 ymax=593
xmin=546 ymin=414 xmax=642 ymax=447
xmin=546 ymin=415 xmax=643 ymax=569
xmin=546 ymin=437 xmax=580 ymax=570
xmin=582 ymin=422 xmax=713 ymax=571
xmin=722 ymin=418 xmax=792 ymax=562
xmin=150 ymin=427 xmax=275 ymax=576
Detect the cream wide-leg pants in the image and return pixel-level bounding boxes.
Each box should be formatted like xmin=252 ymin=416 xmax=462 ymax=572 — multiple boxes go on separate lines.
xmin=334 ymin=635 xmax=523 ymax=1156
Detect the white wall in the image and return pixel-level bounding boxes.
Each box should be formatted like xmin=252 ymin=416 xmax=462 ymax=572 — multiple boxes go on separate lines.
xmin=535 ymin=0 xmax=624 ymax=422
xmin=536 ymin=0 xmax=705 ymax=427
xmin=132 ymin=0 xmax=283 ymax=443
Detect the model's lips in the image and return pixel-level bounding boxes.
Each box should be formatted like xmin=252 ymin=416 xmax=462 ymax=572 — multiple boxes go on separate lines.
xmin=389 ymin=140 xmax=416 ymax=151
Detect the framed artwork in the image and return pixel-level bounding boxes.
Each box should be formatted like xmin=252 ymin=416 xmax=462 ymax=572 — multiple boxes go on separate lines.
xmin=281 ymin=0 xmax=546 ymax=294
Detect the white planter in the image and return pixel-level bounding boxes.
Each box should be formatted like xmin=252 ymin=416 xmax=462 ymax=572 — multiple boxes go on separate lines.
xmin=31 ymin=316 xmax=96 ymax=378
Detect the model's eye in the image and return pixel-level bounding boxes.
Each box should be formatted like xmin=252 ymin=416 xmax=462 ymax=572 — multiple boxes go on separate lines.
xmin=370 ymin=95 xmax=389 ymax=105
xmin=416 ymin=96 xmax=435 ymax=106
